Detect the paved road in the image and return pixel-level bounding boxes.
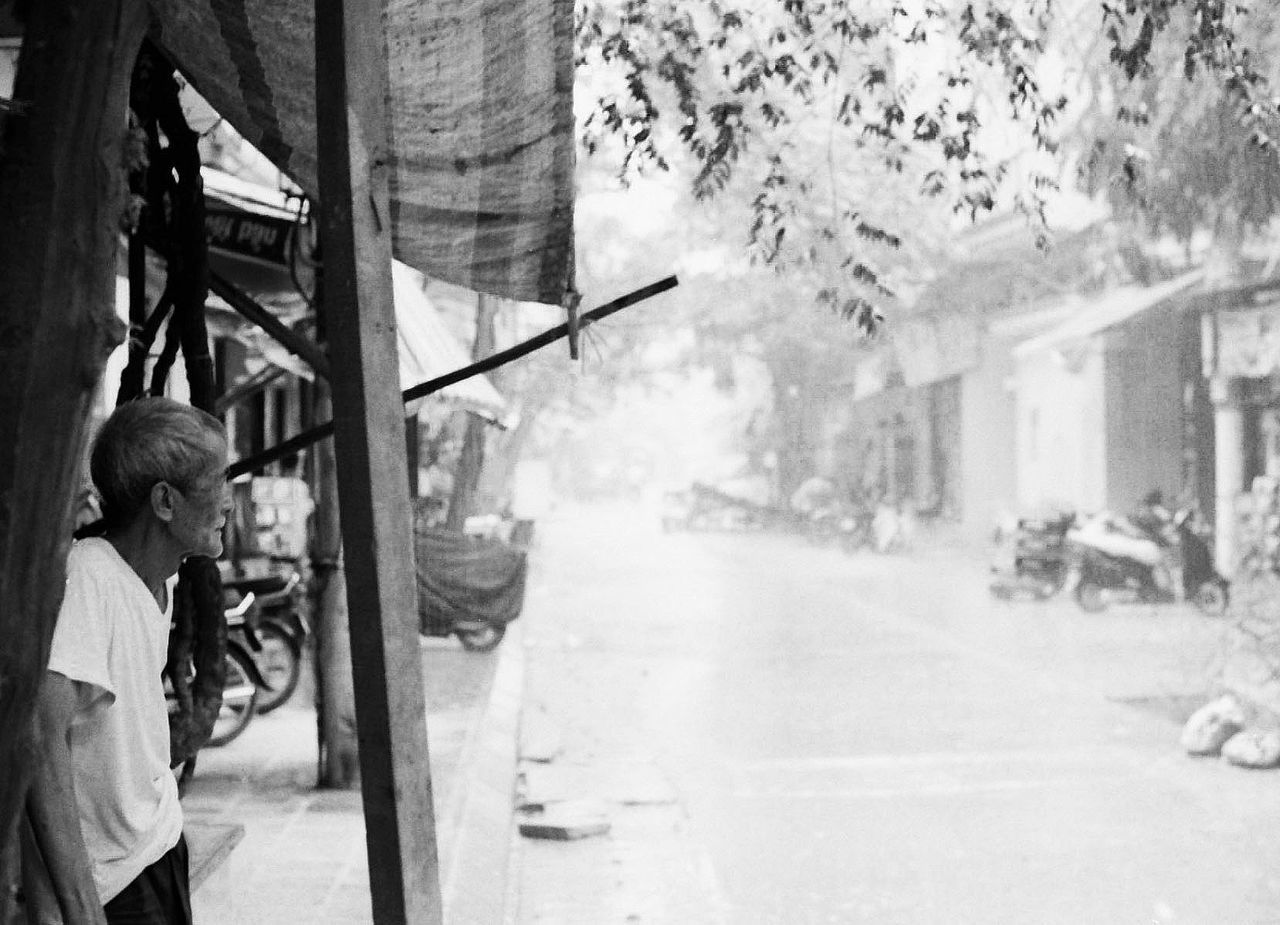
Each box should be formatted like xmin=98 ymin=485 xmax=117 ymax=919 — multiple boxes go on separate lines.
xmin=512 ymin=503 xmax=1280 ymax=925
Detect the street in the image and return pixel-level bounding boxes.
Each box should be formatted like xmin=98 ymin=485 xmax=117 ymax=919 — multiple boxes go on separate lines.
xmin=511 ymin=504 xmax=1280 ymax=925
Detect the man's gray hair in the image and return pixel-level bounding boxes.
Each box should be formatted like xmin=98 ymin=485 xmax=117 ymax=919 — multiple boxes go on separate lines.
xmin=90 ymin=397 xmax=226 ymax=528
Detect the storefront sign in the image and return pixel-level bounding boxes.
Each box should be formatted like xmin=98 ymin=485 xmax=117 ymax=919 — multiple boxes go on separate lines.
xmin=205 ymin=207 xmax=294 ymax=267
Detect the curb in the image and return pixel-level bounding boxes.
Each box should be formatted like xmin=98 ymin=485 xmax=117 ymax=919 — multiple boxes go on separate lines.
xmin=441 ymin=620 xmax=526 ymax=924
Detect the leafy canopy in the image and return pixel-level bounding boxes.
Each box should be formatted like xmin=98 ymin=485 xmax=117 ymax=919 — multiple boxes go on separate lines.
xmin=575 ymin=0 xmax=1280 ymax=326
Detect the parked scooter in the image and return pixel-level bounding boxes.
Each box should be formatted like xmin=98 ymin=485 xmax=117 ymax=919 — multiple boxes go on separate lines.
xmin=871 ymin=500 xmax=915 ymax=553
xmin=989 ymin=510 xmax=1076 ymax=600
xmin=416 ymin=527 xmax=528 ymax=651
xmin=804 ymin=503 xmax=842 ymax=546
xmin=837 ymin=505 xmax=874 ymax=554
xmin=223 ymin=571 xmax=307 ymax=714
xmin=802 ymin=493 xmax=876 ymax=553
xmin=203 ymin=590 xmax=271 ymax=747
xmin=1068 ymin=508 xmax=1228 ymax=615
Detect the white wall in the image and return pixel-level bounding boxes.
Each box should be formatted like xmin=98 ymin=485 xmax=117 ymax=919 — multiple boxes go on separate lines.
xmin=1015 ymin=343 xmax=1107 ymax=515
xmin=959 ymin=337 xmax=1019 ymax=538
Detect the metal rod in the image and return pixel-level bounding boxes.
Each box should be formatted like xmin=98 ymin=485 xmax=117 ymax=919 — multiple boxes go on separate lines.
xmin=214 ymin=364 xmax=289 ymax=414
xmin=225 ymin=274 xmax=677 ymax=479
xmin=209 ymin=269 xmax=332 ymax=381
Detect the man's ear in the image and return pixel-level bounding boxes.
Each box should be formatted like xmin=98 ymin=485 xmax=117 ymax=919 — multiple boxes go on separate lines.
xmin=151 ymin=481 xmax=177 ymax=523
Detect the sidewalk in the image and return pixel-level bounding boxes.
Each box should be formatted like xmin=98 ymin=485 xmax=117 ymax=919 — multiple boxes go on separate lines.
xmin=183 ymin=624 xmax=524 ymax=924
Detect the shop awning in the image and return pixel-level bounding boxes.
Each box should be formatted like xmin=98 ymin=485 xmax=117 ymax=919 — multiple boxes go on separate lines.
xmin=1013 ymin=270 xmax=1204 ymax=358
xmin=391 ymin=263 xmax=508 ymax=423
xmin=149 ymin=0 xmax=576 ymax=307
xmin=201 ymin=168 xmax=508 ymax=424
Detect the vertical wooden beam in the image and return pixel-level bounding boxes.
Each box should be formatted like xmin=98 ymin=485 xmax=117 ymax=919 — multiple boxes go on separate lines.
xmin=1211 ymin=376 xmax=1242 ymax=578
xmin=313 ymin=1 xmax=442 ymax=923
xmin=406 ymin=415 xmax=420 ymax=498
xmin=0 ymin=1 xmax=147 ymax=919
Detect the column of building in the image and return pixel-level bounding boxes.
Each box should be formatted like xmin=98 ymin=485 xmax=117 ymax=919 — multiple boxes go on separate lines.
xmin=1210 ymin=376 xmax=1243 ymax=577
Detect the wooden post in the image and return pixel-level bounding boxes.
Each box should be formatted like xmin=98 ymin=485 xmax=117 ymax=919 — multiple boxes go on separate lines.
xmin=313 ymin=0 xmax=441 ymax=922
xmin=406 ymin=416 xmax=420 ymax=498
xmin=310 ymin=379 xmax=360 ymax=788
xmin=1211 ymin=376 xmax=1243 ymax=578
xmin=0 ymin=1 xmax=147 ymax=919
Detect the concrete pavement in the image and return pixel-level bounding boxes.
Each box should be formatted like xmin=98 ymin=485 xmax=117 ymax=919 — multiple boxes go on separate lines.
xmin=183 ymin=626 xmax=524 ymax=925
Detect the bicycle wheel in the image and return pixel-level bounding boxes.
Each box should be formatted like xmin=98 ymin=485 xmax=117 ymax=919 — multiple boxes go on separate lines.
xmin=254 ymin=623 xmax=301 ymax=714
xmin=206 ymin=648 xmax=259 ymax=747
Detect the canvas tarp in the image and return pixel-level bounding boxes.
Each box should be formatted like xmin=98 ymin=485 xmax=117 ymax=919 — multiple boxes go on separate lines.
xmin=199 ymin=167 xmax=509 ymax=422
xmin=150 ymin=0 xmax=576 ymax=307
xmin=414 ymin=526 xmax=528 ymax=635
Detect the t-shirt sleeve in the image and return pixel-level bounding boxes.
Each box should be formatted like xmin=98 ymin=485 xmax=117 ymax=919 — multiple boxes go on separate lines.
xmin=47 ymin=548 xmax=116 ymax=713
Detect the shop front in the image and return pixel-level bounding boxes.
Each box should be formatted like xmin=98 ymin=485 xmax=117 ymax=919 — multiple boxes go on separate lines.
xmin=1201 ymin=283 xmax=1280 ymax=576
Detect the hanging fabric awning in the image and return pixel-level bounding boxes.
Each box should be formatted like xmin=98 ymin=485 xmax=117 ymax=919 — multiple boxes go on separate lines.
xmin=220 ymin=276 xmax=509 ymax=425
xmin=149 ymin=0 xmax=576 ymax=307
xmin=391 ymin=262 xmax=508 ymax=424
xmin=1013 ymin=270 xmax=1204 ymax=358
xmin=200 ymin=168 xmax=508 ymax=424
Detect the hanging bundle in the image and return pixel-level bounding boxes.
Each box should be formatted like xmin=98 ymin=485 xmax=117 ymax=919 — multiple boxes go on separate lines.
xmin=121 ymin=43 xmax=226 ymax=768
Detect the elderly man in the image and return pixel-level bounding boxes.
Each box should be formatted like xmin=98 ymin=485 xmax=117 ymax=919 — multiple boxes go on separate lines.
xmin=29 ymin=397 xmax=229 ymax=925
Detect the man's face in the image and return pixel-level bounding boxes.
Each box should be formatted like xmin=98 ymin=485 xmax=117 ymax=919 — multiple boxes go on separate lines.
xmin=168 ymin=447 xmax=231 ymax=560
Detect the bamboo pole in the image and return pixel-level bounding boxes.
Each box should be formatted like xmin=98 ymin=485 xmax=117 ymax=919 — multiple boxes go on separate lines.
xmin=226 ymin=275 xmax=679 ymax=479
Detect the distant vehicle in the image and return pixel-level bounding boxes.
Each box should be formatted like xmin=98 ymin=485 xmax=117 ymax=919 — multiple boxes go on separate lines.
xmin=223 ymin=571 xmax=307 ymax=714
xmin=871 ymin=501 xmax=915 ymax=554
xmin=989 ymin=511 xmax=1076 ymax=600
xmin=805 ymin=500 xmax=873 ymax=553
xmin=662 ymin=482 xmax=774 ymax=532
xmin=416 ymin=527 xmax=528 ymax=651
xmin=1069 ymin=508 xmax=1228 ymax=615
xmin=200 ymin=591 xmax=269 ymax=747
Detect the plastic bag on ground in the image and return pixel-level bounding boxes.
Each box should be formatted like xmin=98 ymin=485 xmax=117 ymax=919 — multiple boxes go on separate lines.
xmin=1221 ymin=729 xmax=1280 ymax=769
xmin=1180 ymin=695 xmax=1246 ymax=756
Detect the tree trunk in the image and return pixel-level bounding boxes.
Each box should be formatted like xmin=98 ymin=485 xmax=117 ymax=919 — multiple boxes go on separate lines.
xmin=0 ymin=2 xmax=147 ymax=921
xmin=310 ymin=382 xmax=360 ymax=788
xmin=445 ymin=293 xmax=498 ymax=530
xmin=478 ymin=394 xmax=545 ymax=510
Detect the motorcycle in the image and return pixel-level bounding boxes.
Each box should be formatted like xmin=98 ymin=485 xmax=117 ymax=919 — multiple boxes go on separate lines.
xmin=871 ymin=501 xmax=915 ymax=554
xmin=805 ymin=503 xmax=841 ymax=546
xmin=202 ymin=590 xmax=271 ymax=747
xmin=989 ymin=511 xmax=1076 ymax=600
xmin=222 ymin=571 xmax=307 ymax=714
xmin=837 ymin=506 xmax=874 ymax=554
xmin=416 ymin=527 xmax=528 ymax=651
xmin=1068 ymin=508 xmax=1228 ymax=615
xmin=803 ymin=500 xmax=874 ymax=553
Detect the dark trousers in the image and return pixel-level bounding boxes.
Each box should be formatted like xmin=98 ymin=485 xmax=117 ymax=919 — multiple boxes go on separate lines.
xmin=103 ymin=835 xmax=193 ymax=925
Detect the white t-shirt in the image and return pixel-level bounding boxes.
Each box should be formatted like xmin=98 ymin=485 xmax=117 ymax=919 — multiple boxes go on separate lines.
xmin=46 ymin=538 xmax=183 ymax=903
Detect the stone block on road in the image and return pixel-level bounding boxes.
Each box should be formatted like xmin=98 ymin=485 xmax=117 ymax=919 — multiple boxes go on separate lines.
xmin=518 ymin=806 xmax=612 ymax=841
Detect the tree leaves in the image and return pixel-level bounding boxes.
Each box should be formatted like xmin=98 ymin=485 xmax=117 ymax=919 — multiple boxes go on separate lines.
xmin=576 ymin=0 xmax=1279 ymax=327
